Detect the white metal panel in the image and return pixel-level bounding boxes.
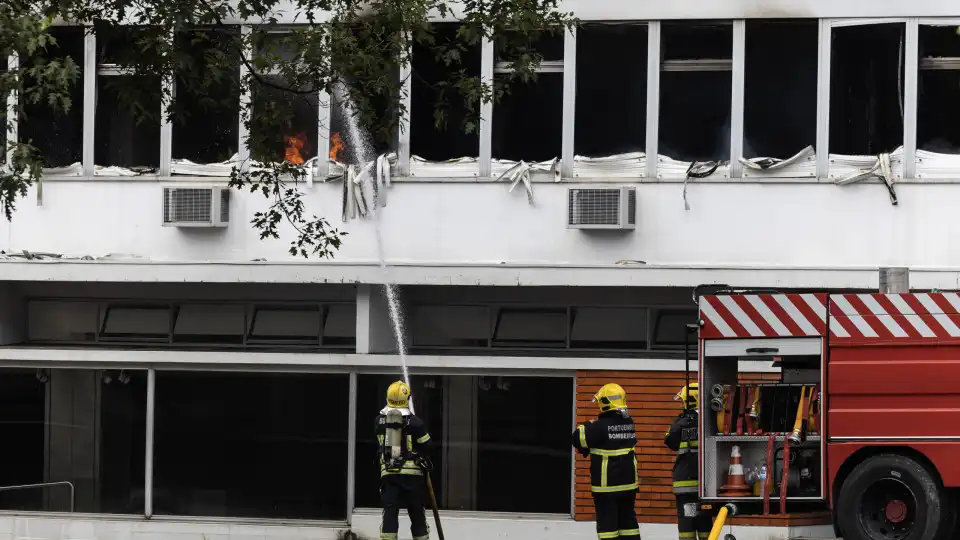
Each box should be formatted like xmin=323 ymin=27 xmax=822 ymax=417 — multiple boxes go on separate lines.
xmin=703 ymin=337 xmax=823 ymax=357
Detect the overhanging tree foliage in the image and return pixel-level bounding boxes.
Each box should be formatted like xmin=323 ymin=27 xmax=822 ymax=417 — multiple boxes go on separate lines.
xmin=0 ymin=0 xmax=576 ymax=257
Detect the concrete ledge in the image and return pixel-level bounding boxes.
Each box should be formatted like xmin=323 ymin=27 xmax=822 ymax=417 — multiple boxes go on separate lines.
xmin=4 ymin=258 xmax=957 ymax=289
xmin=0 ymin=348 xmax=779 ymax=373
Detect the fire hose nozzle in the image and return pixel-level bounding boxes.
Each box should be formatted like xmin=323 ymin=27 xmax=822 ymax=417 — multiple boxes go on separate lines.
xmin=710 ymin=397 xmax=725 ymax=412
xmin=711 ymin=384 xmax=725 ymax=398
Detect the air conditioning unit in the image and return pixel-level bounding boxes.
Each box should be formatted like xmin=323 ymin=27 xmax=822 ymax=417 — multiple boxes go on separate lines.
xmin=567 ymin=186 xmax=636 ymax=230
xmin=162 ymin=186 xmax=231 ymax=228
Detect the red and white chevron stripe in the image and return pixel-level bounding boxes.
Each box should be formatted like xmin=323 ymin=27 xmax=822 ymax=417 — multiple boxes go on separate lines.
xmin=829 ymin=292 xmax=960 ymax=341
xmin=699 ymin=293 xmax=830 ymax=339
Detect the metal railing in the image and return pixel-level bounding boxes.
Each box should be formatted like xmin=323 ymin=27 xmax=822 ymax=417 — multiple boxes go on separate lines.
xmin=0 ymin=481 xmax=75 ymax=512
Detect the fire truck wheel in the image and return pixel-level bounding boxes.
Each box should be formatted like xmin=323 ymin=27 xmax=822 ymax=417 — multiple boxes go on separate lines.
xmin=836 ymin=454 xmax=946 ymax=540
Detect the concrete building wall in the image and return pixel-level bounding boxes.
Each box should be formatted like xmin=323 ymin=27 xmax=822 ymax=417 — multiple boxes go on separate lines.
xmin=2 ymin=181 xmax=956 ymax=270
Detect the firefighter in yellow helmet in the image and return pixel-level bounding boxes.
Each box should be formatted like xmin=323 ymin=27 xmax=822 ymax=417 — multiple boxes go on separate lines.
xmin=664 ymin=383 xmax=710 ymax=540
xmin=376 ymin=380 xmax=434 ymax=540
xmin=571 ymin=383 xmax=640 ymax=539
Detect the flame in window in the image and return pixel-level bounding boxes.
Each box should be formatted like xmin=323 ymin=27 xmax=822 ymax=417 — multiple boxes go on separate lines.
xmin=284 ymin=132 xmax=307 ymax=165
xmin=330 ymin=132 xmax=345 ymax=162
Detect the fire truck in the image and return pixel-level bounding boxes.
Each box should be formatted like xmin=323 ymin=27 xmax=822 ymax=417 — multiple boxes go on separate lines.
xmin=692 ymin=289 xmax=960 ymax=540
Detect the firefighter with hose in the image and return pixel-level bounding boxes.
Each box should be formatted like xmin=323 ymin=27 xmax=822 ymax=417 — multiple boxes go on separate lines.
xmin=571 ymin=383 xmax=641 ymax=539
xmin=376 ymin=380 xmax=436 ymax=540
xmin=665 ymin=383 xmax=711 ymax=540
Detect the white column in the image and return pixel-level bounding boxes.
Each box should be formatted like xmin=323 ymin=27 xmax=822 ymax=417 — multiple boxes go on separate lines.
xmin=82 ymin=29 xmax=96 ymax=177
xmin=903 ymin=19 xmax=919 ymax=179
xmin=645 ymin=22 xmax=661 ymax=179
xmin=815 ymin=19 xmax=832 ymax=179
xmin=729 ymin=20 xmax=746 ymax=177
xmin=560 ymin=27 xmax=577 ymax=178
xmin=479 ymin=37 xmax=494 ymax=177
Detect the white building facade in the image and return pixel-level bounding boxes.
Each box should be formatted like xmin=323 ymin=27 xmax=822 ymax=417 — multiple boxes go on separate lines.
xmin=3 ymin=0 xmax=960 ymax=539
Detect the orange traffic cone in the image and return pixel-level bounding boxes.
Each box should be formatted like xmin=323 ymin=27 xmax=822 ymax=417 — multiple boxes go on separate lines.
xmin=719 ymin=445 xmax=753 ymax=497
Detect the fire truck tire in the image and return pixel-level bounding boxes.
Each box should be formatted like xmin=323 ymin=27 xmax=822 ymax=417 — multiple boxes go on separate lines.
xmin=836 ymin=454 xmax=946 ymax=540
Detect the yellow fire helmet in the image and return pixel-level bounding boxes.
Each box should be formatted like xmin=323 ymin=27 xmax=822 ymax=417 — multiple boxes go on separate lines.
xmin=675 ymin=382 xmax=699 ymax=410
xmin=593 ymin=383 xmax=628 ymax=413
xmin=386 ymin=380 xmax=411 ymax=408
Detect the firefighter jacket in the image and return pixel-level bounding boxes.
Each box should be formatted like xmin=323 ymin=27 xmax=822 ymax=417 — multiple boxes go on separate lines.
xmin=376 ymin=408 xmax=434 ymax=478
xmin=571 ymin=410 xmax=639 ymax=493
xmin=664 ymin=409 xmax=699 ymax=494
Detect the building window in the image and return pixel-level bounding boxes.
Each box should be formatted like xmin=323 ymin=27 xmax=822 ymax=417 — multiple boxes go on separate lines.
xmin=153 ymin=371 xmax=349 ymax=519
xmin=0 ymin=368 xmax=146 ymax=513
xmin=918 ymin=25 xmax=960 ymax=154
xmin=570 ymin=307 xmax=647 ymax=350
xmin=409 ymin=23 xmax=482 ymax=164
xmin=652 ymin=308 xmax=697 ymax=349
xmin=744 ymin=20 xmax=817 ymax=160
xmin=492 ymin=307 xmax=567 ymax=348
xmin=100 ymin=304 xmax=171 ymax=342
xmin=492 ymin=33 xmax=564 ymax=163
xmin=247 ymin=305 xmax=320 ymax=346
xmin=27 ymin=300 xmax=98 ymax=342
xmin=354 ymin=374 xmax=572 ymax=514
xmin=575 ymin=23 xmax=648 ymax=159
xmin=172 ymin=304 xmax=245 ymax=344
xmin=829 ymin=23 xmax=905 ymax=156
xmin=411 ymin=305 xmax=491 ymax=348
xmin=659 ymin=21 xmax=732 ymax=163
xmin=95 ymin=26 xmax=162 ymax=172
xmin=19 ymin=26 xmax=84 ymax=170
xmin=171 ymin=27 xmax=241 ymax=170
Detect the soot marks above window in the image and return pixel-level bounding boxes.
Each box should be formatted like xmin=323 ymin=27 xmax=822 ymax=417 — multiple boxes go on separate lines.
xmin=19 ymin=27 xmax=84 ymax=169
xmin=575 ymin=23 xmax=648 ymax=158
xmin=171 ymin=27 xmax=241 ymax=168
xmin=659 ymin=22 xmax=732 ymax=163
xmin=743 ymin=20 xmax=817 ymax=159
xmin=829 ymin=23 xmax=905 ymax=156
xmin=95 ymin=26 xmax=162 ymax=171
xmin=409 ymin=23 xmax=482 ymax=162
xmin=918 ymin=25 xmax=960 ymax=154
xmin=492 ymin=32 xmax=564 ymax=163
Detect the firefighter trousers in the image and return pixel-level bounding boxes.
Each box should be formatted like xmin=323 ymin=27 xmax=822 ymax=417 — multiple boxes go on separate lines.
xmin=593 ymin=490 xmax=640 ymax=539
xmin=380 ymin=475 xmax=430 ymax=540
xmin=674 ymin=492 xmax=711 ymax=540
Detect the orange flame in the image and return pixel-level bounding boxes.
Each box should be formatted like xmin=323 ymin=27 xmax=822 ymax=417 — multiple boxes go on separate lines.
xmin=284 ymin=132 xmax=306 ymax=165
xmin=330 ymin=132 xmax=345 ymax=162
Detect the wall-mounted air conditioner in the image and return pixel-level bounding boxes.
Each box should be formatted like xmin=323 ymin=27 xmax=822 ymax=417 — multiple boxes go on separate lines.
xmin=162 ymin=186 xmax=231 ymax=228
xmin=567 ymin=186 xmax=636 ymax=230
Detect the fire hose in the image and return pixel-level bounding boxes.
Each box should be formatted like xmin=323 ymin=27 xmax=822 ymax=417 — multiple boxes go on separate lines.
xmin=708 ymin=503 xmax=738 ymax=540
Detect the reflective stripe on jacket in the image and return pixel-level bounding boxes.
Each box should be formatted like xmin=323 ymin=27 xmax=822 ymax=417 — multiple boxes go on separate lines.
xmin=572 ymin=410 xmax=639 ymax=493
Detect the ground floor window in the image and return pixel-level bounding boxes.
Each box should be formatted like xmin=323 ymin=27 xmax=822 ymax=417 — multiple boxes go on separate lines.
xmin=153 ymin=371 xmax=349 ymax=520
xmin=355 ymin=374 xmax=573 ymax=514
xmin=0 ymin=368 xmax=146 ymax=513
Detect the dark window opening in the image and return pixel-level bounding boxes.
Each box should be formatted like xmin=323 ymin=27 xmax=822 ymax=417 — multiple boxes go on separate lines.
xmin=492 ymin=307 xmax=566 ymax=348
xmin=154 ymin=372 xmax=348 ymax=519
xmin=27 ymin=300 xmax=98 ymax=342
xmin=250 ymin=77 xmax=319 ymax=165
xmin=410 ymin=23 xmax=482 ymax=162
xmin=95 ymin=26 xmax=162 ymax=170
xmin=570 ymin=306 xmax=647 ymax=350
xmin=744 ymin=20 xmax=818 ymax=159
xmin=492 ymin=33 xmax=563 ymax=162
xmin=411 ymin=305 xmax=491 ymax=348
xmin=19 ymin=27 xmax=84 ymax=168
xmin=100 ymin=305 xmax=171 ymax=342
xmin=322 ymin=303 xmax=357 ymax=348
xmin=918 ymin=25 xmax=960 ymax=154
xmin=659 ymin=22 xmax=732 ymax=162
xmin=652 ymin=309 xmax=697 ymax=349
xmin=575 ymin=23 xmax=648 ymax=157
xmin=329 ymin=24 xmax=401 ymax=163
xmin=0 ymin=368 xmax=146 ymax=513
xmin=354 ymin=374 xmax=571 ymax=514
xmin=171 ymin=28 xmax=240 ymax=165
xmin=829 ymin=23 xmax=905 ymax=156
xmin=247 ymin=305 xmax=320 ymax=346
xmin=172 ymin=304 xmax=245 ymax=344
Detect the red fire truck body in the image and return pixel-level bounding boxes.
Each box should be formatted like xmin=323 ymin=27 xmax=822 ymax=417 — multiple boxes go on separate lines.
xmin=697 ymin=291 xmax=960 ymax=540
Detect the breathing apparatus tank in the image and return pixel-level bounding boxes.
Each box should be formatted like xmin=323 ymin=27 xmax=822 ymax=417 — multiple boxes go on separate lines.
xmin=383 ymin=408 xmax=406 ymax=471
